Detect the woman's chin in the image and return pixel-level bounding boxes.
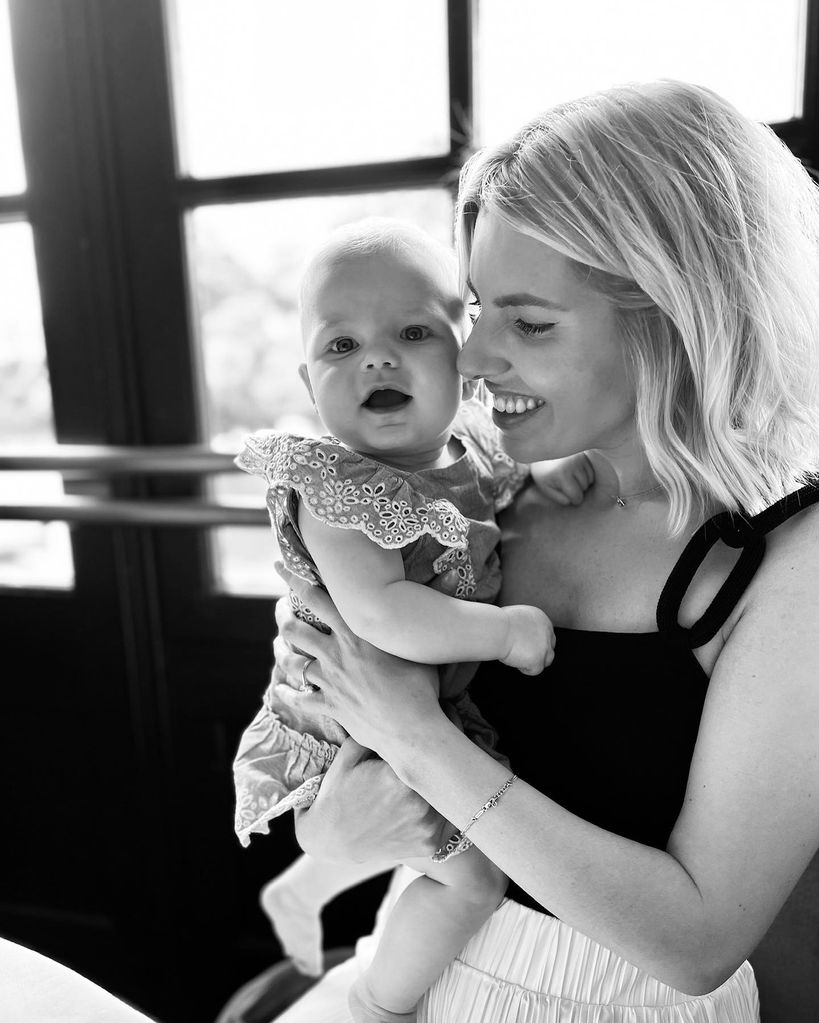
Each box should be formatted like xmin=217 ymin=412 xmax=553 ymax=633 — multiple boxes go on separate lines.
xmin=494 ymin=422 xmax=560 ymax=464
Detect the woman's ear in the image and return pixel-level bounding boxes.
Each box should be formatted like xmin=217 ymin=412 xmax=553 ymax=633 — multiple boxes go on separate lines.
xmin=461 ymin=379 xmax=477 ymax=401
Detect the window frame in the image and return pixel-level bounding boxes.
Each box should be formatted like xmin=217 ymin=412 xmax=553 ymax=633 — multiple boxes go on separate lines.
xmin=6 ymin=0 xmax=819 ymax=635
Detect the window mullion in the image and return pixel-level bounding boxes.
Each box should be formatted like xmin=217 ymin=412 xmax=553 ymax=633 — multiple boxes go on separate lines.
xmin=448 ymin=0 xmax=475 ymax=167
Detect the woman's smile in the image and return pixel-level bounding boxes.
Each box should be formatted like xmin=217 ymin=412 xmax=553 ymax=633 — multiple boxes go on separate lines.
xmin=460 ymin=212 xmax=636 ymax=463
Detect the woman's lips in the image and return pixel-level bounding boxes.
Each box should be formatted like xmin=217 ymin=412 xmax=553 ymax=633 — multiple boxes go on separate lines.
xmin=491 ymin=402 xmax=544 ymax=430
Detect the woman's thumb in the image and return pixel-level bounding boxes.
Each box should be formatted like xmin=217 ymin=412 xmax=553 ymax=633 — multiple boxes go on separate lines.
xmin=336 ymin=736 xmax=375 ymax=768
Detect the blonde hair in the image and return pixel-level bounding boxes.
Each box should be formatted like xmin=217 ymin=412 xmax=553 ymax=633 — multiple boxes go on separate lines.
xmin=457 ymin=80 xmax=819 ymax=532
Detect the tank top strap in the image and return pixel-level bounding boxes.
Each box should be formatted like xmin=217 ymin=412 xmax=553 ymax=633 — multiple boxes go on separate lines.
xmin=656 ymin=477 xmax=819 ymax=649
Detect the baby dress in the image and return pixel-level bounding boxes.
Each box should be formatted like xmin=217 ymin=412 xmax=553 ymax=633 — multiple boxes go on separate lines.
xmin=232 ymin=399 xmax=530 ymax=847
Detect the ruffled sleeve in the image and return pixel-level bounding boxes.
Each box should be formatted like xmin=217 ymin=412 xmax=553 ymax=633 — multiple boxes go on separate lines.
xmin=236 ymin=430 xmax=471 ymax=552
xmin=452 ymin=400 xmax=531 ymax=512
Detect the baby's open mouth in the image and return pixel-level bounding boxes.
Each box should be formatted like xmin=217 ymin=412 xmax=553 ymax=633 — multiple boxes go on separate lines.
xmin=362 ymin=388 xmax=413 ymax=411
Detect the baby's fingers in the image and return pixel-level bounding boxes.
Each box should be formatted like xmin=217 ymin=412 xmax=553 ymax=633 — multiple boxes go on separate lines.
xmin=540 ymin=485 xmax=572 ymax=506
xmin=580 ymin=453 xmax=596 ymax=487
xmin=561 ymin=476 xmax=588 ymax=505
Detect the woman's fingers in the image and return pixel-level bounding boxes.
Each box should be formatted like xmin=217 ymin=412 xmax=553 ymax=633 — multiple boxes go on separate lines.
xmin=273 ymin=590 xmax=293 ymax=630
xmin=297 ymin=741 xmax=444 ymax=860
xmin=333 ymin=736 xmax=377 ymax=770
xmin=271 ymin=637 xmax=330 ymax=713
xmin=274 ymin=561 xmax=347 ymax=633
xmin=271 ymin=634 xmax=303 ymax=686
xmin=272 ymin=629 xmax=329 ymax=687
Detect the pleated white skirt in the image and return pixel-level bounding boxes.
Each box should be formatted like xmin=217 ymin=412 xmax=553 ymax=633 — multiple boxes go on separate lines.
xmin=276 ymin=867 xmax=760 ymax=1023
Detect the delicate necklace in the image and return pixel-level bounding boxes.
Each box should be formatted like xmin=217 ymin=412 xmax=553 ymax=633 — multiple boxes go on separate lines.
xmin=613 ymin=483 xmax=663 ymax=508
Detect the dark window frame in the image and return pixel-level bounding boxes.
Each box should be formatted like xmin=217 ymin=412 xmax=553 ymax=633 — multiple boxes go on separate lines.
xmin=5 ymin=0 xmax=819 ymax=636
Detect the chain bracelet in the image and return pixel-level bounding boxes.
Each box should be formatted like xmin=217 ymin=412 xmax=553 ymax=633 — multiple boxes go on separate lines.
xmin=431 ymin=774 xmax=518 ymax=863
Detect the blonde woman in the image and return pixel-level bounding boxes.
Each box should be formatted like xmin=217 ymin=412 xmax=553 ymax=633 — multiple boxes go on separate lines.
xmin=271 ymin=81 xmax=819 ymax=1022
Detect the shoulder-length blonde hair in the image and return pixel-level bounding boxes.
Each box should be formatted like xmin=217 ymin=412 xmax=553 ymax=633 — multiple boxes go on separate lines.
xmin=456 ymin=80 xmax=819 ymax=532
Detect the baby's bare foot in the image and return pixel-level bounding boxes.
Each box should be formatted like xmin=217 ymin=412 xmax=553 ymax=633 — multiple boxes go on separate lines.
xmin=260 ymin=876 xmax=323 ymax=977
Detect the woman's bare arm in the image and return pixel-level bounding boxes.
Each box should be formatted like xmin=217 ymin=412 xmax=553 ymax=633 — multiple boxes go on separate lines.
xmin=280 ymin=511 xmax=819 ymax=996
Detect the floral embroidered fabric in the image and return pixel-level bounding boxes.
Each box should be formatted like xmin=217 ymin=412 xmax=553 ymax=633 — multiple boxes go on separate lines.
xmin=232 ymin=399 xmax=528 ymax=845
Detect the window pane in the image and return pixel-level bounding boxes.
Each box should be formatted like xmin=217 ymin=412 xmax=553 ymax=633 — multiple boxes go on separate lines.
xmin=167 ymin=0 xmax=450 ymax=178
xmin=0 ymin=0 xmax=26 ymax=194
xmin=186 ymin=189 xmax=454 ymax=595
xmin=477 ymin=0 xmax=806 ymax=144
xmin=0 ymin=223 xmax=73 ymax=589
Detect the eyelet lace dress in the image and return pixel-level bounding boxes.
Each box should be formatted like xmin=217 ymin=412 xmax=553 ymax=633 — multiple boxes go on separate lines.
xmin=232 ymin=399 xmax=530 ymax=846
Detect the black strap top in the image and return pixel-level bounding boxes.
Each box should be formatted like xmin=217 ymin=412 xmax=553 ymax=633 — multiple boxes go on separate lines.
xmin=469 ymin=480 xmax=819 ymax=915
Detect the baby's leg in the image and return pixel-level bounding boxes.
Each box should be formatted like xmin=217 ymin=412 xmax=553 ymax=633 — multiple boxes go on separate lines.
xmin=350 ymin=846 xmax=507 ymax=1021
xmin=262 ymin=854 xmax=393 ymax=977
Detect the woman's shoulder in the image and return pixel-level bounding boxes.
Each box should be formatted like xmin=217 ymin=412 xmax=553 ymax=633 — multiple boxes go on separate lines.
xmin=711 ymin=499 xmax=819 ymax=668
xmin=748 ymin=498 xmax=819 ymax=598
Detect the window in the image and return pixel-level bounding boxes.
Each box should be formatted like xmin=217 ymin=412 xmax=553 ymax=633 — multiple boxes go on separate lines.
xmin=168 ymin=0 xmax=451 ymax=177
xmin=0 ymin=1 xmax=73 ymax=590
xmin=164 ymin=0 xmax=462 ymax=596
xmin=6 ymin=0 xmax=818 ymax=599
xmin=475 ymin=0 xmax=808 ymax=143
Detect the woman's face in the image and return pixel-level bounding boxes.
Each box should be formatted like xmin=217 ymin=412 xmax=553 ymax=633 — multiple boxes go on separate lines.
xmin=459 ymin=212 xmax=638 ymax=465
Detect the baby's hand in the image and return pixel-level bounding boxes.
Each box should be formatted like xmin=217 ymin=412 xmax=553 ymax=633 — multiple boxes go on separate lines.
xmin=532 ymin=453 xmax=594 ymax=506
xmin=500 ymin=604 xmax=555 ymax=675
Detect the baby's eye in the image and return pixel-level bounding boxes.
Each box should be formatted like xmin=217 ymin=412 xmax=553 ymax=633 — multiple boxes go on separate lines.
xmin=400 ymin=325 xmax=429 ymax=342
xmin=328 ymin=336 xmax=358 ymax=354
xmin=514 ymin=318 xmax=555 ymax=338
xmin=468 ymin=300 xmax=481 ymax=324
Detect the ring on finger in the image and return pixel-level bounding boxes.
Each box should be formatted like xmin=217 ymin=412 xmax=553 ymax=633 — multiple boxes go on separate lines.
xmin=300 ymin=656 xmax=319 ymax=693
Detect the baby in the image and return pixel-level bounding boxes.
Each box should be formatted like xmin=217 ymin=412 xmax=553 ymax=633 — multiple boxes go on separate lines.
xmin=232 ymin=218 xmax=592 ymax=1022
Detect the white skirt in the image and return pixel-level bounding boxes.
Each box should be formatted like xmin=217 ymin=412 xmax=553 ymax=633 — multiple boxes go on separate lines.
xmin=275 ymin=867 xmax=760 ymax=1023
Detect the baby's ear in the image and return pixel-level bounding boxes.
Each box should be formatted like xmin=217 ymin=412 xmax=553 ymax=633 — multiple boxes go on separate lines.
xmin=298 ymin=364 xmax=316 ymax=407
xmin=461 ymin=379 xmax=477 ymax=401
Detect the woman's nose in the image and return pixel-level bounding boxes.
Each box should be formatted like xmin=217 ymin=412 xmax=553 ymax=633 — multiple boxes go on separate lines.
xmin=457 ymin=319 xmax=507 ymax=381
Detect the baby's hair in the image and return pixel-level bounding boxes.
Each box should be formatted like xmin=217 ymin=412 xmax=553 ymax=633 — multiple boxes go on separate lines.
xmin=457 ymin=80 xmax=819 ymax=532
xmin=299 ymin=217 xmax=460 ymax=315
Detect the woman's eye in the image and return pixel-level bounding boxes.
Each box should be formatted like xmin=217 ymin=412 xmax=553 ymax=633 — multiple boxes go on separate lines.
xmin=514 ymin=318 xmax=555 ymax=338
xmin=400 ymin=325 xmax=429 ymax=342
xmin=329 ymin=337 xmax=357 ymax=354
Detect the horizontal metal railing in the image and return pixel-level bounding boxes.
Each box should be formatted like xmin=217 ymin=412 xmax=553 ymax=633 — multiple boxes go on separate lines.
xmin=0 ymin=444 xmax=268 ymax=526
xmin=0 ymin=444 xmax=236 ymax=474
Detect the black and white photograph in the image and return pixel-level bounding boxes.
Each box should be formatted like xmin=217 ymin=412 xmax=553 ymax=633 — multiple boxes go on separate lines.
xmin=1 ymin=2 xmax=818 ymax=1021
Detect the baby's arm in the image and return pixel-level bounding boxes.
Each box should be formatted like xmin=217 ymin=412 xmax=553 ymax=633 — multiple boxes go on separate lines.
xmin=531 ymin=452 xmax=594 ymax=505
xmin=297 ymin=502 xmax=553 ymax=675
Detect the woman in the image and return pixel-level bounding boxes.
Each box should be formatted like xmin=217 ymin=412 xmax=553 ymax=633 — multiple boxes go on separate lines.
xmin=271 ymin=80 xmax=819 ymax=1021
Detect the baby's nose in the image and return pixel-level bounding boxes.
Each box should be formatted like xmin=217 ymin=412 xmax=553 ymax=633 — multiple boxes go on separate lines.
xmin=363 ymin=343 xmax=399 ymax=369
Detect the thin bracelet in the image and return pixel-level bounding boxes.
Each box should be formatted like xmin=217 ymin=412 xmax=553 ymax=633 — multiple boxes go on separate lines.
xmin=431 ymin=774 xmax=518 ymax=863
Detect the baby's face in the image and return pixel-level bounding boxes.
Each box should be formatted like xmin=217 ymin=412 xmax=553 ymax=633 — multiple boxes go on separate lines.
xmin=299 ymin=249 xmax=464 ymax=465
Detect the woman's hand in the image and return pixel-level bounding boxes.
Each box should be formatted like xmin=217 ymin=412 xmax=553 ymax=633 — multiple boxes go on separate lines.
xmin=272 ymin=563 xmax=441 ymax=758
xmin=295 ymin=737 xmax=446 ymax=861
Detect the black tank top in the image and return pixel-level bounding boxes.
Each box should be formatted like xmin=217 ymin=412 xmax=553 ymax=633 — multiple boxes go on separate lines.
xmin=469 ymin=481 xmax=819 ymax=915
